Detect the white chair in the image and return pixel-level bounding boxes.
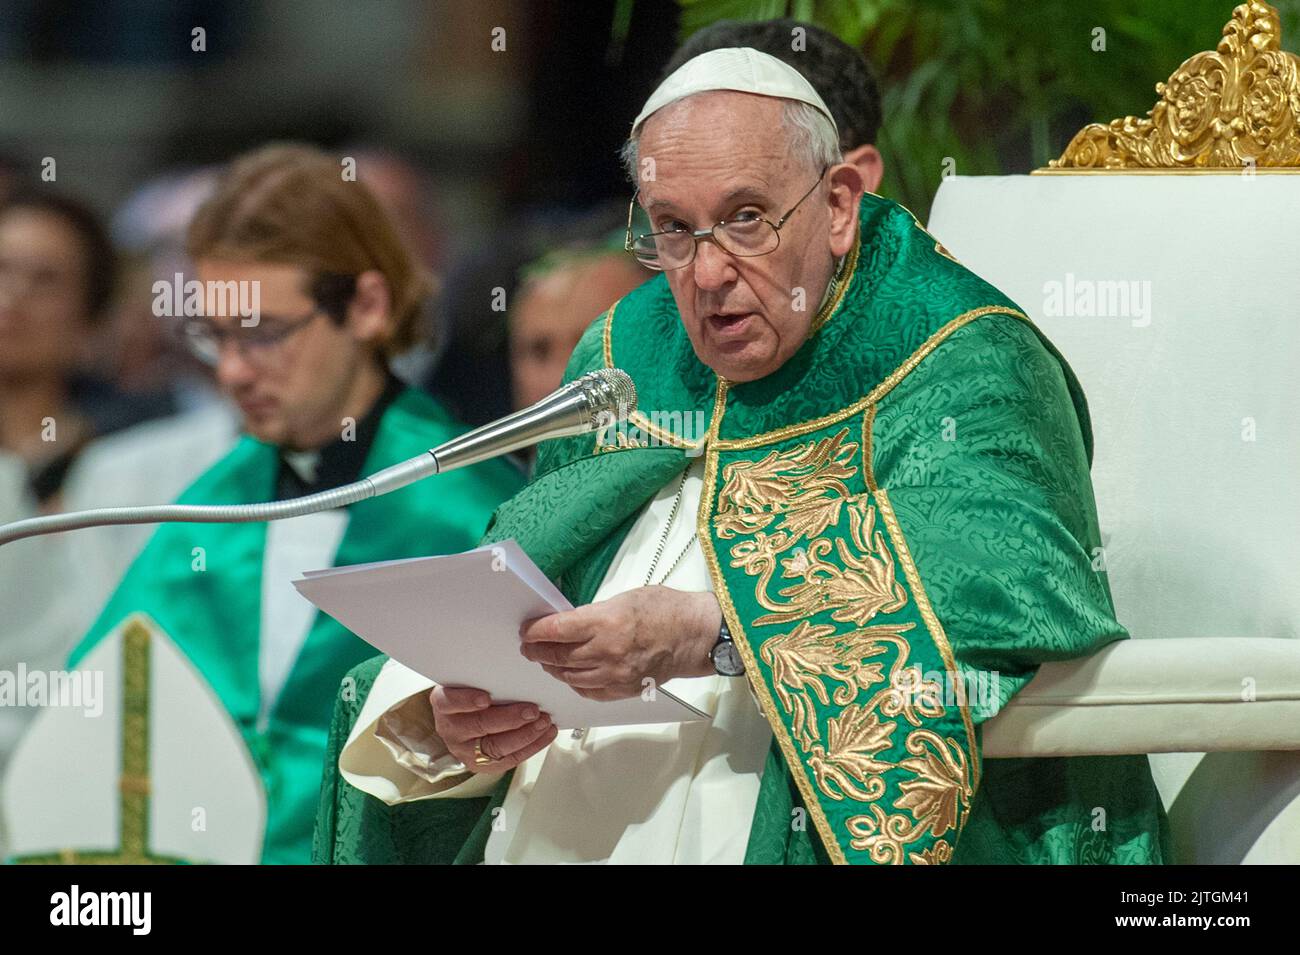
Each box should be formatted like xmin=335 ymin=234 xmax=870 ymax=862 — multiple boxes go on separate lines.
xmin=927 ymin=0 xmax=1300 ymax=863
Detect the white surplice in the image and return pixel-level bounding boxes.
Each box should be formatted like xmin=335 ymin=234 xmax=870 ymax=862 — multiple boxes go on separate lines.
xmin=337 ymin=457 xmax=773 ymax=864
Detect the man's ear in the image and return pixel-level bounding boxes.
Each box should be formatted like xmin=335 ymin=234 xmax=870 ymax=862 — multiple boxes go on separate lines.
xmin=826 ymin=162 xmax=866 ymax=258
xmin=346 ymin=270 xmax=392 ymax=345
xmin=844 ymin=144 xmax=884 ymax=195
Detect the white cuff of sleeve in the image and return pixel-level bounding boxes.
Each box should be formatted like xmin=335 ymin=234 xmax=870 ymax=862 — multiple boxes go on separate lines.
xmin=338 ymin=659 xmax=504 ymax=804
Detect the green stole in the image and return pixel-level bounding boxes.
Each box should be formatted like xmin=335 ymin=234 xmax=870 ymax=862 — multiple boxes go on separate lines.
xmin=314 ymin=194 xmax=1169 ymax=865
xmin=67 ymin=388 xmax=524 ymax=864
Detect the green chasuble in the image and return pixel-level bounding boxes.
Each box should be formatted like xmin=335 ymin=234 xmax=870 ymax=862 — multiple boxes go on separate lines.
xmin=314 ymin=194 xmax=1171 ymax=865
xmin=66 ymin=388 xmax=523 ymax=864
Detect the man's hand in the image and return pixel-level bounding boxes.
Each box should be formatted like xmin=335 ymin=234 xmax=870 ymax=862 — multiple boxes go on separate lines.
xmin=429 ymin=685 xmax=557 ymax=774
xmin=519 ymin=587 xmax=723 ymax=700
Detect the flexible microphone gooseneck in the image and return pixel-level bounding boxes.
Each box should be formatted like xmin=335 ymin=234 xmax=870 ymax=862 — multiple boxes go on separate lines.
xmin=0 ymin=368 xmax=636 ymax=547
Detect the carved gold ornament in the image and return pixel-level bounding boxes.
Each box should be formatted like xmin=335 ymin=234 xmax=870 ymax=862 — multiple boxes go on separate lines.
xmin=1048 ymin=1 xmax=1300 ymax=169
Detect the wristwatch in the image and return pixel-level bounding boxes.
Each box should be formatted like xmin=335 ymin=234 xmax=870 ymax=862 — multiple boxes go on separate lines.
xmin=709 ymin=618 xmax=745 ymax=676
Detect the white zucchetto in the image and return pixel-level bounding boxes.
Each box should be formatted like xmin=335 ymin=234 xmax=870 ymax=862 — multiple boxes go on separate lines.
xmin=631 ymin=46 xmax=839 ymax=139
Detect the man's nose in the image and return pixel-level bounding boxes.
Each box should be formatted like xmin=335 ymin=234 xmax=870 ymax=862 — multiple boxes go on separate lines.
xmin=690 ymin=237 xmax=737 ymax=291
xmin=215 ymin=341 xmax=258 ymax=389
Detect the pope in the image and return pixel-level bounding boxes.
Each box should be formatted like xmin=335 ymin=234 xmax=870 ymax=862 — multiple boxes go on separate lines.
xmin=314 ymin=49 xmax=1170 ymax=865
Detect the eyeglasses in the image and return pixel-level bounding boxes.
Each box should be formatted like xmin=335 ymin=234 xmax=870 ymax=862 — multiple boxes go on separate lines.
xmin=178 ymin=307 xmax=322 ymax=367
xmin=624 ymin=166 xmax=828 ymax=272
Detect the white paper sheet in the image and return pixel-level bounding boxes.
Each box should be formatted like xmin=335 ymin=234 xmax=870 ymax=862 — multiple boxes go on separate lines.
xmin=293 ymin=539 xmax=706 ymax=729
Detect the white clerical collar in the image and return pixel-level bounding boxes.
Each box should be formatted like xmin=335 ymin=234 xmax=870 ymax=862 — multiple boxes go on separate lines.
xmin=282 ymin=449 xmax=321 ymax=485
xmin=817 ymin=251 xmax=849 ymax=315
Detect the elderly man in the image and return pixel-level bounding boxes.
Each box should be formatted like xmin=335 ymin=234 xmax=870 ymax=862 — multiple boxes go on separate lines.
xmin=314 ymin=49 xmax=1169 ymax=865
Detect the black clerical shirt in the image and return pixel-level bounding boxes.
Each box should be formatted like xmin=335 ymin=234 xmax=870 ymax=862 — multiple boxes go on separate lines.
xmin=274 ymin=372 xmax=405 ymax=501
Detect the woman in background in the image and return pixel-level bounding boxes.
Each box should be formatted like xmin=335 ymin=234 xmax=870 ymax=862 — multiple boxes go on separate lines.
xmin=0 ymin=191 xmax=116 ymax=509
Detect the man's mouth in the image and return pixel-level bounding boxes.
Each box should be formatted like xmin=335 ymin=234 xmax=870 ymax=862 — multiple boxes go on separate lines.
xmin=705 ymin=311 xmax=755 ymax=337
xmin=237 ymin=396 xmax=277 ymax=417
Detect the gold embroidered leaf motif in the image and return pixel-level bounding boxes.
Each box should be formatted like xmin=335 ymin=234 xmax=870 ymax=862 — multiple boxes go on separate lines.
xmin=894 ymin=729 xmax=971 ymax=840
xmin=834 ymin=498 xmax=908 ymax=622
xmin=808 ymin=704 xmax=895 ymax=802
xmin=721 ymin=456 xmax=792 ymax=511
xmin=841 ymin=730 xmax=973 ymax=864
xmin=776 ymin=494 xmax=845 ymax=541
xmin=593 ymin=417 xmax=650 ymax=454
xmin=715 ymin=428 xmax=858 ymax=540
xmin=760 ymin=621 xmax=893 ymax=747
xmin=712 ymin=427 xmax=977 ymax=864
xmin=822 ymin=553 xmax=907 ymax=626
xmin=910 ymin=840 xmax=953 ymax=865
xmin=761 ymin=620 xmax=836 ymax=748
xmin=751 ymin=499 xmax=908 ymax=627
xmin=715 ymin=507 xmax=778 ymax=538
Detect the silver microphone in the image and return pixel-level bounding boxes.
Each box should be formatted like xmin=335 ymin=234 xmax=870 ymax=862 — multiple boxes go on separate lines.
xmin=426 ymin=366 xmax=636 ymax=475
xmin=0 ymin=368 xmax=637 ymax=546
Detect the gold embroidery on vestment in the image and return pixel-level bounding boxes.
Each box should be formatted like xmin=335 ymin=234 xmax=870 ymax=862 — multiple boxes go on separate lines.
xmin=708 ymin=424 xmax=976 ymax=864
xmin=842 ymin=729 xmax=971 ymax=864
xmin=875 ymin=488 xmax=982 ymax=792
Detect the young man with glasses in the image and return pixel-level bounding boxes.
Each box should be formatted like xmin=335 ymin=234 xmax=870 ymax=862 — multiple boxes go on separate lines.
xmin=4 ymin=145 xmax=523 ymax=865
